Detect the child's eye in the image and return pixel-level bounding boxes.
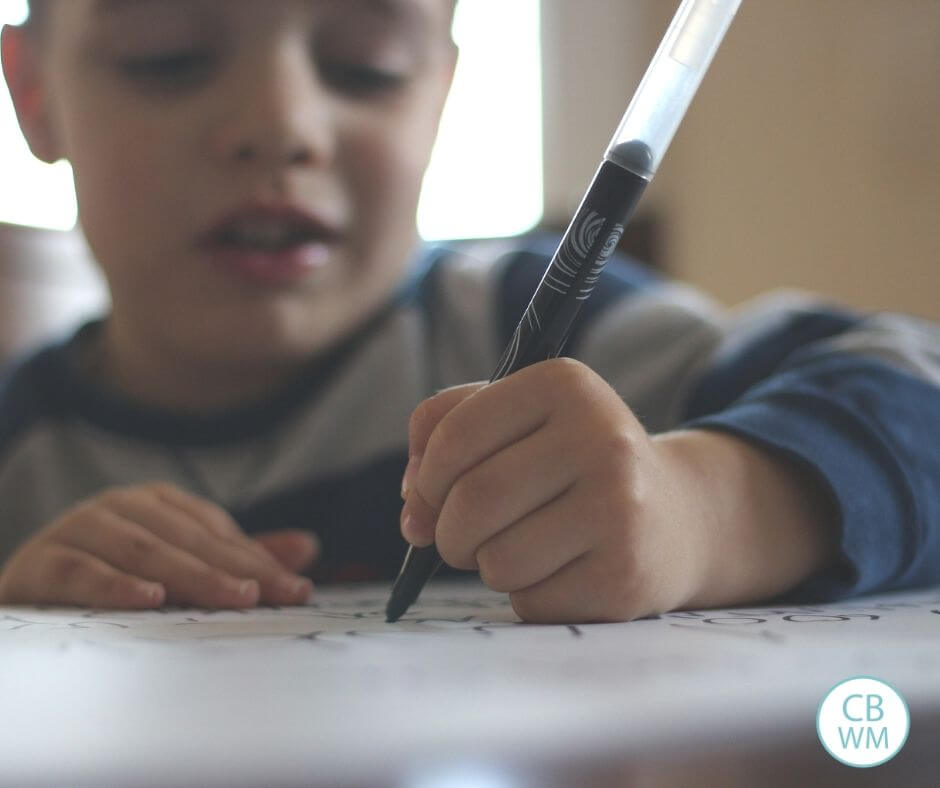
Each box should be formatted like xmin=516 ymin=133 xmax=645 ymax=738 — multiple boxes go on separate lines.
xmin=319 ymin=62 xmax=408 ymax=98
xmin=116 ymin=52 xmax=214 ymax=90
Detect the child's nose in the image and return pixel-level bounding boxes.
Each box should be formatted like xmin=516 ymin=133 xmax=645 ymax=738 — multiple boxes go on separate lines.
xmin=208 ymin=42 xmax=335 ymax=170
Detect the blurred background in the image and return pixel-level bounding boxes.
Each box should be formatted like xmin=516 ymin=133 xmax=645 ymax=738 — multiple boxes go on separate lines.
xmin=540 ymin=0 xmax=939 ymax=321
xmin=1 ymin=0 xmax=938 ymax=363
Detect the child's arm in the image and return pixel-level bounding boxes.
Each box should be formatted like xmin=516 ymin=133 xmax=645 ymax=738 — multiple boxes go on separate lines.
xmin=414 ymin=243 xmax=940 ymax=622
xmin=399 ymin=359 xmax=839 ymax=622
xmin=0 ymin=483 xmax=316 ymax=607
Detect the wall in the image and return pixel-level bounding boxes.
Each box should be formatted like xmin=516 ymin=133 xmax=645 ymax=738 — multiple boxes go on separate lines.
xmin=540 ymin=0 xmax=940 ymax=319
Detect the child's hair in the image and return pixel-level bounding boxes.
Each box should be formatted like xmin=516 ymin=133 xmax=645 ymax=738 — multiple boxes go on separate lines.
xmin=23 ymin=1 xmax=459 ymax=28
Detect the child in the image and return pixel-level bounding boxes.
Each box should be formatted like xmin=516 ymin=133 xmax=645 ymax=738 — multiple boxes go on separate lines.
xmin=0 ymin=0 xmax=937 ymax=622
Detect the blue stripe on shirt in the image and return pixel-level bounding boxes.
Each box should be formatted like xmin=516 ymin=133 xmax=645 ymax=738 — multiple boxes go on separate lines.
xmin=684 ymin=307 xmax=861 ymax=421
xmin=685 ymin=355 xmax=940 ymax=601
xmin=0 ymin=345 xmax=71 ymax=455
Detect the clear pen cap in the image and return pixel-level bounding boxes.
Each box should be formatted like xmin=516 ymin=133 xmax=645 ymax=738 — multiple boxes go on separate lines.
xmin=605 ymin=0 xmax=742 ymax=179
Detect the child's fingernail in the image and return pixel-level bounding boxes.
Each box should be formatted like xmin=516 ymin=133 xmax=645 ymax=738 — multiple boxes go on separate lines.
xmin=279 ymin=575 xmax=313 ymax=598
xmin=139 ymin=582 xmax=164 ymax=605
xmin=401 ymin=454 xmax=422 ymax=499
xmin=400 ymin=501 xmax=434 ymax=546
xmin=228 ymin=578 xmax=258 ymax=598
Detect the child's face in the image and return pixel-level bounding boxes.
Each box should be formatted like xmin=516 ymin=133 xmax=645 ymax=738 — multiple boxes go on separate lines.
xmin=20 ymin=0 xmax=455 ymax=371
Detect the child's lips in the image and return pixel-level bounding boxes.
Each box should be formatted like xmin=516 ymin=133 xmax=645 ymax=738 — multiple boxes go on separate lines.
xmin=203 ymin=242 xmax=332 ymax=286
xmin=199 ymin=201 xmax=343 ymax=285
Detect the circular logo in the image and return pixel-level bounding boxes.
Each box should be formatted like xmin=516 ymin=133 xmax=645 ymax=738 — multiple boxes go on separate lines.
xmin=817 ymin=676 xmax=910 ymax=767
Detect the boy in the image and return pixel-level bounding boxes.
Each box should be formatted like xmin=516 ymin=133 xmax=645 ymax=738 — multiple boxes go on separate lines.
xmin=0 ymin=0 xmax=937 ymax=622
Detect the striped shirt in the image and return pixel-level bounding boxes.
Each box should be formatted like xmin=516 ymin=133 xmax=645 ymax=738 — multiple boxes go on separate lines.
xmin=2 ymin=236 xmax=939 ymax=598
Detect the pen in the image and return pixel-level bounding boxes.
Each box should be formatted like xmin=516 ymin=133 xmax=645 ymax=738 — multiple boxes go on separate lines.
xmin=386 ymin=0 xmax=742 ymax=623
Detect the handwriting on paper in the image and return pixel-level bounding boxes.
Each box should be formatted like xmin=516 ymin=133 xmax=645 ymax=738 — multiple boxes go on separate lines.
xmin=1 ymin=582 xmax=938 ymax=653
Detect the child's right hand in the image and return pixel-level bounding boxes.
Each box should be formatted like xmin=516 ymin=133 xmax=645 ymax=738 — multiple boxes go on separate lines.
xmin=0 ymin=483 xmax=316 ymax=608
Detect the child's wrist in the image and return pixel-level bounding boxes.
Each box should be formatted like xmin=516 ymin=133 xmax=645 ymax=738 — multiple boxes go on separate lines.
xmin=653 ymin=428 xmax=839 ymax=610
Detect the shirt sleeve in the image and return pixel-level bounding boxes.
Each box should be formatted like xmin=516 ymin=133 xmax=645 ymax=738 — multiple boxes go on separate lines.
xmin=490 ymin=237 xmax=940 ymax=603
xmin=680 ymin=308 xmax=940 ymax=601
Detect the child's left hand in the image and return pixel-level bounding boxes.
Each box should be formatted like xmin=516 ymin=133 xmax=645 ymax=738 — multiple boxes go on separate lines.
xmin=400 ymin=358 xmax=837 ymax=623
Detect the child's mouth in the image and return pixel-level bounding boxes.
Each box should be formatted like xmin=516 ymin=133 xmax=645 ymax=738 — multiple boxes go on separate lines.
xmin=201 ymin=204 xmax=342 ymax=286
xmin=220 ymin=222 xmax=323 ymax=251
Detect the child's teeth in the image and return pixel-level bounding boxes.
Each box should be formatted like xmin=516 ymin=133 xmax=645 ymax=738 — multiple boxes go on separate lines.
xmin=232 ymin=222 xmax=292 ymax=247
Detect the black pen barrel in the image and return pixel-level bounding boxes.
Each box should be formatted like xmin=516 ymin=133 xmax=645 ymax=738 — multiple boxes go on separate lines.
xmin=385 ymin=152 xmax=650 ymax=623
xmin=491 ymin=156 xmax=649 ymax=381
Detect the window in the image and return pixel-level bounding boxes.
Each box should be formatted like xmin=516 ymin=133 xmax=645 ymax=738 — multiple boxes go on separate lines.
xmin=0 ymin=0 xmax=543 ymax=238
xmin=0 ymin=0 xmax=79 ymax=230
xmin=418 ymin=0 xmax=543 ymax=240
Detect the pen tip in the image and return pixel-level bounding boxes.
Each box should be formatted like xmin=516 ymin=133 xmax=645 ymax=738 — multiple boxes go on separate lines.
xmin=385 ymin=543 xmax=442 ymax=623
xmin=385 ymin=599 xmax=406 ymax=623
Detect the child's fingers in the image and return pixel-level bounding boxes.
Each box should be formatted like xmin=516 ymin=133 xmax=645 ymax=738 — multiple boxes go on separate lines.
xmin=252 ymin=530 xmax=319 ymax=573
xmin=507 ymin=550 xmax=636 ymax=624
xmin=58 ymin=507 xmax=262 ymax=608
xmin=149 ymin=483 xmax=243 ymax=540
xmin=0 ymin=542 xmax=165 ymax=609
xmin=406 ymin=370 xmax=548 ymax=512
xmin=472 ymin=482 xmax=595 ymax=593
xmin=96 ymin=491 xmax=312 ymax=605
xmin=427 ymin=423 xmax=577 ymax=566
xmin=151 ymin=484 xmax=312 ymax=579
xmin=404 ymin=383 xmax=487 ymax=496
xmin=407 ymin=382 xmax=486 ymax=456
xmin=403 ymin=369 xmax=556 ymax=540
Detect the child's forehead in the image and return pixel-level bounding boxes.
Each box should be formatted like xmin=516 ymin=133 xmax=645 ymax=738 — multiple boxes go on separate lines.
xmin=80 ymin=0 xmax=452 ymax=21
xmin=43 ymin=0 xmax=455 ymax=36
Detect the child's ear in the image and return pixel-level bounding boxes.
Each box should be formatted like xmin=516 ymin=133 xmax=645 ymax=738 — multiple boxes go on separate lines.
xmin=429 ymin=40 xmax=459 ymax=123
xmin=440 ymin=40 xmax=458 ymax=97
xmin=1 ymin=23 xmax=62 ymax=164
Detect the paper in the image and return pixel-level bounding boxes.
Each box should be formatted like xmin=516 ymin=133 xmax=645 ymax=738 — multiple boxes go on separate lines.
xmin=4 ymin=579 xmax=938 ymax=645
xmin=2 ymin=580 xmax=939 ymax=787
